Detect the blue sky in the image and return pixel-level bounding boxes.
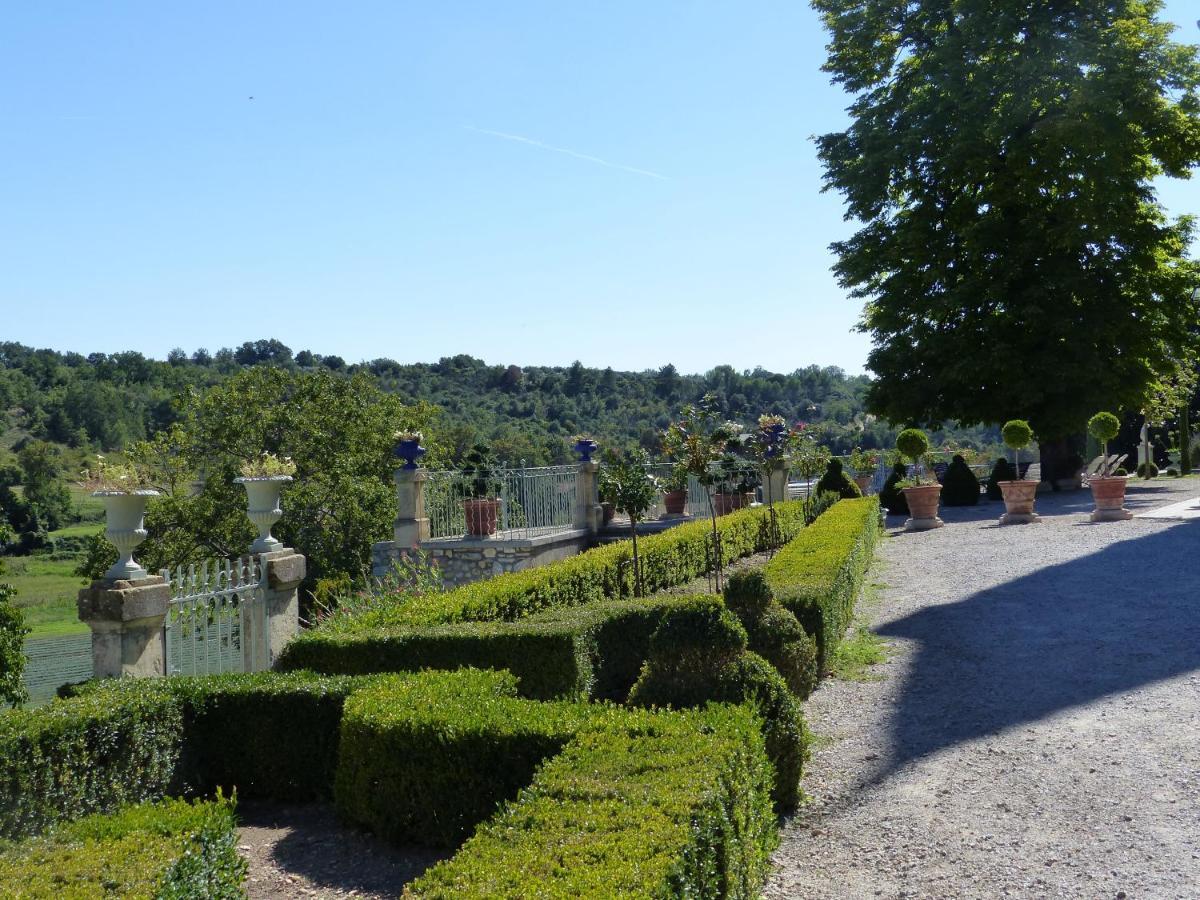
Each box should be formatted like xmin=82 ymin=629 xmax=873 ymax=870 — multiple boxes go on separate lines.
xmin=2 ymin=2 xmax=1197 ymax=376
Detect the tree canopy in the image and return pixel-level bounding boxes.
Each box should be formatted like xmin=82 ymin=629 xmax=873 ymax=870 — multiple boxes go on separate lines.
xmin=815 ymin=0 xmax=1200 ymax=438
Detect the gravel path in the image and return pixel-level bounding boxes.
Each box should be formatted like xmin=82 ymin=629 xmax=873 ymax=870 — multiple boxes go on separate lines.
xmin=238 ymin=802 xmax=445 ymax=899
xmin=765 ymin=478 xmax=1200 ymax=900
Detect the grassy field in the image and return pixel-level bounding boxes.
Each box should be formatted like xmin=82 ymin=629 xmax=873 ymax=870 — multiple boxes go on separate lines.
xmin=3 ymin=555 xmax=90 ymax=637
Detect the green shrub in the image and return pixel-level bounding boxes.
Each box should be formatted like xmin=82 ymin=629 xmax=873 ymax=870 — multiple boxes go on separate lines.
xmin=1137 ymin=461 xmax=1159 ymax=478
xmin=1001 ymin=419 xmax=1034 ymax=452
xmin=815 ymin=459 xmax=862 ymax=500
xmin=1115 ymin=466 xmax=1129 ymax=476
xmin=879 ymin=463 xmax=909 ymax=515
xmin=985 ymin=457 xmax=1016 ymax=500
xmin=644 ymin=596 xmax=748 ymax=661
xmin=407 ymin=703 xmax=777 ymax=900
xmin=0 ymin=580 xmax=29 ymax=708
xmin=895 ymin=428 xmax=929 ymax=463
xmin=335 ymin=669 xmax=592 ymax=848
xmin=762 ymin=497 xmax=880 ymax=674
xmin=940 ymin=454 xmax=981 ymax=506
xmin=1087 ymin=411 xmax=1121 ymax=443
xmin=304 ymin=500 xmax=809 ymax=636
xmin=0 ymin=686 xmax=184 ymax=839
xmin=1167 ymin=467 xmax=1180 ymax=477
xmin=0 ymin=796 xmax=245 ymax=899
xmin=61 ymin=671 xmax=362 ymax=803
xmin=724 ymin=570 xmax=818 ymax=698
xmin=805 ymin=489 xmax=842 ymax=523
xmin=629 ymin=648 xmax=806 ymax=810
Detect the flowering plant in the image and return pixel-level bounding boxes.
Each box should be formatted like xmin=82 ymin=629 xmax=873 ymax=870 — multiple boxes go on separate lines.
xmin=239 ymin=452 xmax=297 ymax=479
xmin=393 ymin=430 xmax=423 ymax=443
xmin=78 ymin=455 xmax=155 ymax=493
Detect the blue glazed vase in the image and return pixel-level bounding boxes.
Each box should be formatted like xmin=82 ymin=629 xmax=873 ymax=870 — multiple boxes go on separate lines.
xmin=395 ymin=439 xmax=426 ymax=470
xmin=763 ymin=422 xmax=787 ymax=458
xmin=573 ymin=439 xmax=599 ymax=462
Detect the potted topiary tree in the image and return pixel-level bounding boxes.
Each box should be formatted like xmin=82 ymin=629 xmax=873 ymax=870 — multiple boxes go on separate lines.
xmin=848 ymin=447 xmax=878 ymax=494
xmin=460 ymin=443 xmax=502 ymax=536
xmin=997 ymin=420 xmax=1040 ymax=525
xmin=601 ymin=448 xmax=661 ymax=596
xmin=896 ymin=428 xmax=943 ymax=530
xmin=1087 ymin=412 xmax=1132 ymax=521
xmin=660 ymin=464 xmax=689 ymax=516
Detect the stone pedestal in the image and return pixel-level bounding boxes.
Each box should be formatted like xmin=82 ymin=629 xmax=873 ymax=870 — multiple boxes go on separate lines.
xmin=77 ymin=575 xmax=172 ymax=679
xmin=574 ymin=459 xmax=603 ymax=534
xmin=251 ymin=549 xmax=305 ymax=669
xmin=903 ymin=515 xmax=945 ymax=531
xmin=1090 ymin=507 xmax=1133 ymax=522
xmin=761 ymin=469 xmax=789 ymax=506
xmin=394 ymin=468 xmax=431 ymax=548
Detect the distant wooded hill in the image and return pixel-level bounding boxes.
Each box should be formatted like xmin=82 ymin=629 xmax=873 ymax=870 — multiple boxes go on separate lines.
xmin=0 ymin=340 xmax=1000 ymax=466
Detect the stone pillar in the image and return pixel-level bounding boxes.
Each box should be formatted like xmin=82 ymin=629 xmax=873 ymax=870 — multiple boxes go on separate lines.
xmin=78 ymin=575 xmax=172 ymax=679
xmin=574 ymin=459 xmax=603 ymax=533
xmin=245 ymin=549 xmax=304 ymax=670
xmin=762 ymin=467 xmax=789 ymax=506
xmin=394 ymin=468 xmax=430 ymax=548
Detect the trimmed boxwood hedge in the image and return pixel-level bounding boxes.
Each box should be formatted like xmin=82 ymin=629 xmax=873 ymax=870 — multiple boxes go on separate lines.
xmin=763 ymin=497 xmax=880 ymax=672
xmin=405 ymin=702 xmax=777 ymax=899
xmin=0 ymin=796 xmax=245 ymax=899
xmin=335 ymin=669 xmax=596 ymax=848
xmin=304 ymin=499 xmax=810 ymax=638
xmin=0 ymin=683 xmax=184 ymax=840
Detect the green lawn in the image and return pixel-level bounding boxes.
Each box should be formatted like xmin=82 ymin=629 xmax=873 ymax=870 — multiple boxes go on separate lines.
xmin=48 ymin=522 xmax=104 ymax=540
xmin=3 ymin=555 xmax=90 ymax=638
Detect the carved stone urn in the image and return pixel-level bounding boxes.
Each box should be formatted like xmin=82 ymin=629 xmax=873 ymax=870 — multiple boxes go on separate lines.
xmin=95 ymin=490 xmax=161 ymax=581
xmin=236 ymin=475 xmax=293 ymax=553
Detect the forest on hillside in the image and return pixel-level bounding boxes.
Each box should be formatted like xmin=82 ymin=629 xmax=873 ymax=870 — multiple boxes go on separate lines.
xmin=0 ymin=339 xmax=1002 ymax=470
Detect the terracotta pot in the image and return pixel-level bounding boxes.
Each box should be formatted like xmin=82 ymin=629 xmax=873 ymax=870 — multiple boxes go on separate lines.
xmin=900 ymin=483 xmax=943 ymax=531
xmin=742 ymin=491 xmax=755 ymax=508
xmin=713 ymin=492 xmax=742 ymax=515
xmin=663 ymin=490 xmax=687 ymax=515
xmin=853 ymin=474 xmax=873 ymax=494
xmin=463 ymin=498 xmax=500 ymax=536
xmin=998 ymin=479 xmax=1040 ymax=525
xmin=1089 ymin=476 xmax=1132 ymax=522
xmin=601 ymin=501 xmax=615 ymax=525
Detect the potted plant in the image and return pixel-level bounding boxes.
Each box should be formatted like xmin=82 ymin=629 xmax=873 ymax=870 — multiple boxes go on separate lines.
xmin=661 ymin=464 xmax=689 ymax=516
xmin=713 ymin=453 xmax=748 ymax=515
xmin=597 ymin=464 xmax=617 ymax=526
xmin=601 ymin=449 xmax=661 ymax=596
xmin=461 ymin=444 xmax=502 ymax=536
xmin=1087 ymin=412 xmax=1132 ymax=521
xmin=571 ymin=434 xmax=599 ymax=463
xmin=848 ymin=447 xmax=878 ymax=493
xmin=896 ymin=429 xmax=943 ymax=530
xmin=997 ymin=420 xmax=1040 ymax=525
xmin=234 ymin=452 xmax=297 ymax=553
xmin=79 ymin=456 xmax=160 ymax=581
xmin=393 ymin=430 xmax=426 ymax=470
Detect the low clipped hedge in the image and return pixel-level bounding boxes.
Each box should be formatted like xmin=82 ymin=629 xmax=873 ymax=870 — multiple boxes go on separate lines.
xmin=0 ymin=796 xmax=245 ymax=899
xmin=406 ymin=702 xmax=776 ymax=899
xmin=0 ymin=683 xmax=184 ymax=839
xmin=308 ymin=499 xmax=809 ymax=636
xmin=764 ymin=496 xmax=880 ymax=671
xmin=280 ymin=595 xmax=700 ymax=701
xmin=58 ymin=671 xmax=362 ymax=803
xmin=335 ymin=669 xmax=593 ymax=847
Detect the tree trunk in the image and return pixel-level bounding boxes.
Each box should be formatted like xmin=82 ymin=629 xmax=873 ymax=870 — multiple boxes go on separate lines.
xmin=1180 ymin=404 xmax=1192 ymax=475
xmin=630 ymin=521 xmax=642 ymax=598
xmin=1038 ymin=434 xmax=1086 ymax=490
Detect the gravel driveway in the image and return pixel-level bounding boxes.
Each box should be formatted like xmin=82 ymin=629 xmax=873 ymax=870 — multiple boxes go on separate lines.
xmin=765 ymin=478 xmax=1200 ymax=900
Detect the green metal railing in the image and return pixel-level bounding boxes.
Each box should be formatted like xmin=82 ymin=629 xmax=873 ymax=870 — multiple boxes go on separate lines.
xmin=425 ymin=464 xmax=579 ymax=540
xmin=163 ymin=556 xmax=269 ymax=676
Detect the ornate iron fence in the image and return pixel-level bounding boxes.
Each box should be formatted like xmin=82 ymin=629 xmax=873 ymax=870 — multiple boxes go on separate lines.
xmin=163 ymin=556 xmax=270 ymax=676
xmin=425 ymin=465 xmax=579 ymax=540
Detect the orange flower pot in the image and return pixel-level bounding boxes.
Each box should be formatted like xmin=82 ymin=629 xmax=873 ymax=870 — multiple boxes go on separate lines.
xmin=1089 ymin=476 xmax=1132 ymax=522
xmin=998 ymin=479 xmax=1040 ymax=525
xmin=901 ymin=483 xmax=943 ymax=531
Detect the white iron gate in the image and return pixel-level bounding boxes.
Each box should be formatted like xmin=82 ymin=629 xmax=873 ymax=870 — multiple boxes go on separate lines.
xmin=163 ymin=556 xmax=270 ymax=676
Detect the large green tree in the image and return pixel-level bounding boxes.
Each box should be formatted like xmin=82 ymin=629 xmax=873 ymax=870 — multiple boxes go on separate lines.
xmin=815 ymin=0 xmax=1200 ymax=474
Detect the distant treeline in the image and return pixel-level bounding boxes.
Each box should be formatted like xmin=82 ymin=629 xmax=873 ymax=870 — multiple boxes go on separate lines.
xmin=0 ymin=339 xmax=1000 ymax=466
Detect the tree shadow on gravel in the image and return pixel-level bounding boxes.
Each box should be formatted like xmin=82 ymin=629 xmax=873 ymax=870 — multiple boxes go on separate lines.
xmin=874 ymin=520 xmax=1200 ymax=777
xmin=238 ymin=801 xmax=447 ymax=898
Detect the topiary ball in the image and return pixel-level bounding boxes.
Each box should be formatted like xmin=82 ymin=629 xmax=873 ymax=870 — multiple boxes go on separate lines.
xmin=941 ymin=454 xmax=980 ymax=506
xmin=896 ymin=428 xmax=929 ymax=462
xmin=815 ymin=458 xmax=863 ymax=500
xmin=1001 ymin=419 xmax=1034 ymax=451
xmin=1136 ymin=461 xmax=1159 ymax=479
xmin=646 ymin=597 xmax=748 ymax=662
xmin=985 ymin=457 xmax=1016 ymax=500
xmin=1088 ymin=411 xmax=1121 ymax=443
xmin=879 ymin=462 xmax=910 ymax=515
xmin=724 ymin=572 xmax=818 ymax=698
xmin=1167 ymin=467 xmax=1180 ymax=477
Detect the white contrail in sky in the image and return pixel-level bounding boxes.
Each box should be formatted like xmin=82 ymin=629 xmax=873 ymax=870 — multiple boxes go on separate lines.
xmin=464 ymin=125 xmax=668 ymax=180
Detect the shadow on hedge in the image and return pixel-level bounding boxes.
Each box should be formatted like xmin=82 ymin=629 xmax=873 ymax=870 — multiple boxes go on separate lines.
xmin=875 ymin=519 xmax=1200 ymax=775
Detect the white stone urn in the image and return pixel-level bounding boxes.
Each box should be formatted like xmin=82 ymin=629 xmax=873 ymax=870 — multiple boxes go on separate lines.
xmin=236 ymin=475 xmax=292 ymax=553
xmin=94 ymin=490 xmax=160 ymax=581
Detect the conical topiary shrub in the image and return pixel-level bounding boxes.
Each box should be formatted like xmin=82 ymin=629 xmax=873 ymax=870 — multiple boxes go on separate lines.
xmin=879 ymin=462 xmax=909 ymax=515
xmin=985 ymin=457 xmax=1016 ymax=501
xmin=815 ymin=458 xmax=862 ymax=500
xmin=940 ymin=454 xmax=980 ymax=506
